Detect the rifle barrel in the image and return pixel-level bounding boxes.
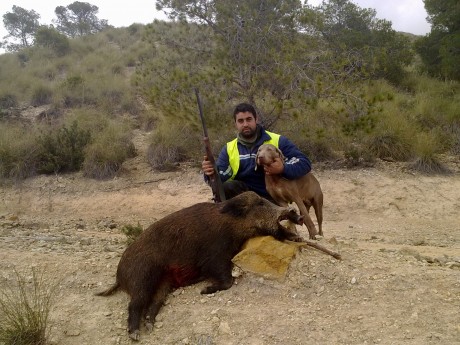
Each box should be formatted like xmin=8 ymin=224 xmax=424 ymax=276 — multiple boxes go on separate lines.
xmin=195 ymin=88 xmax=208 ymax=137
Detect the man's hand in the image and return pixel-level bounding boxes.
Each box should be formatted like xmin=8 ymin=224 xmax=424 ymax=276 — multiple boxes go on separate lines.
xmin=202 ymin=155 xmax=215 ymax=176
xmin=263 ymin=157 xmax=284 ymax=175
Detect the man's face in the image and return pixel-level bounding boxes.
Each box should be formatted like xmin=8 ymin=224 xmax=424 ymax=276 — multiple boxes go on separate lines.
xmin=235 ymin=111 xmax=257 ymax=139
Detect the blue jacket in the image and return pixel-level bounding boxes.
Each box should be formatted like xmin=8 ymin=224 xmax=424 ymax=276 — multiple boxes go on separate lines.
xmin=215 ymin=126 xmax=311 ymax=199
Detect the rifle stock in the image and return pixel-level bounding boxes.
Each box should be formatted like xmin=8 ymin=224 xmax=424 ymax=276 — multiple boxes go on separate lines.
xmin=195 ymin=88 xmax=226 ymax=203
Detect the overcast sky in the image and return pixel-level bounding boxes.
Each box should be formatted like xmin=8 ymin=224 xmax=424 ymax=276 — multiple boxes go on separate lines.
xmin=1 ymin=0 xmax=431 ymax=53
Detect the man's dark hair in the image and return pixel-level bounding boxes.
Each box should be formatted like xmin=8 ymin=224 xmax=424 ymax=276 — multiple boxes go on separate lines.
xmin=233 ymin=103 xmax=257 ymax=121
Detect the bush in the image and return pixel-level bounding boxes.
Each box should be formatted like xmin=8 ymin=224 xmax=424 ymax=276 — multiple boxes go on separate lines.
xmin=82 ymin=123 xmax=136 ymax=179
xmin=0 ymin=268 xmax=57 ymax=345
xmin=147 ymin=143 xmax=184 ymax=171
xmin=146 ymin=120 xmax=201 ymax=171
xmin=34 ymin=26 xmax=70 ymax=57
xmin=37 ymin=121 xmax=91 ymax=174
xmin=275 ymin=106 xmax=343 ymax=163
xmin=0 ymin=93 xmax=18 ymax=109
xmin=297 ymin=139 xmax=338 ymax=162
xmin=409 ymin=132 xmax=449 ymax=174
xmin=368 ymin=132 xmax=413 ymax=161
xmin=0 ymin=124 xmax=40 ymax=179
xmin=31 ymin=85 xmax=53 ymax=106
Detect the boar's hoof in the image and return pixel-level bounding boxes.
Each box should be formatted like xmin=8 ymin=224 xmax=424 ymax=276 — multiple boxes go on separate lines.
xmin=145 ymin=321 xmax=153 ymax=332
xmin=129 ymin=330 xmax=140 ymax=341
xmin=290 ymin=236 xmax=305 ymax=242
xmin=201 ymin=286 xmax=217 ymax=294
xmin=201 ymin=280 xmax=233 ymax=294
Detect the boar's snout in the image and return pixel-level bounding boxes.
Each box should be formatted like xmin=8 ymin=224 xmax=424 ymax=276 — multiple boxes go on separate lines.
xmin=277 ymin=207 xmax=304 ymax=226
xmin=285 ymin=208 xmax=304 ymax=226
xmin=274 ymin=207 xmax=304 ymax=242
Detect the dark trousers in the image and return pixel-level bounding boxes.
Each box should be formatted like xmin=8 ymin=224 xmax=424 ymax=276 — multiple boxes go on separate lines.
xmin=222 ymin=180 xmax=276 ymax=203
xmin=222 ymin=180 xmax=249 ymax=199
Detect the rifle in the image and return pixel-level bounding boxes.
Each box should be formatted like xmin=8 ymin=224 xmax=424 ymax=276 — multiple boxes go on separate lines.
xmin=195 ymin=88 xmax=226 ymax=203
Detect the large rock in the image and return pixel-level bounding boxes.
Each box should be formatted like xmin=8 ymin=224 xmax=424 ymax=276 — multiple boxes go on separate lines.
xmin=232 ymin=236 xmax=303 ymax=280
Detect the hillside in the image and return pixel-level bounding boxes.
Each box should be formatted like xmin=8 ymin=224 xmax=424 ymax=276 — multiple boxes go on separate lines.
xmin=1 ymin=130 xmax=459 ymax=345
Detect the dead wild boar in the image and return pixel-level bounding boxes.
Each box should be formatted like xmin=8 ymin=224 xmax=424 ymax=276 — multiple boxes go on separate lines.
xmin=96 ymin=191 xmax=304 ymax=341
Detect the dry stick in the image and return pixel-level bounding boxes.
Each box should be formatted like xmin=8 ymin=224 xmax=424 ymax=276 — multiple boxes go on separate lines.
xmin=298 ymin=240 xmax=342 ymax=260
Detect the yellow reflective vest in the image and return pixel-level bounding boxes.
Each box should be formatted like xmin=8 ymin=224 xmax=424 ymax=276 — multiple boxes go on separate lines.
xmin=226 ymin=130 xmax=280 ymax=180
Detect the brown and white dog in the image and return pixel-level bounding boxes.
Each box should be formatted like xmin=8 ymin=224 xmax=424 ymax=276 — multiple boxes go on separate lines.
xmin=256 ymin=143 xmax=324 ymax=239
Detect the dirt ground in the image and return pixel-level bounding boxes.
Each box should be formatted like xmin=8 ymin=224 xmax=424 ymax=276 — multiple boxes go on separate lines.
xmin=1 ymin=130 xmax=459 ymax=345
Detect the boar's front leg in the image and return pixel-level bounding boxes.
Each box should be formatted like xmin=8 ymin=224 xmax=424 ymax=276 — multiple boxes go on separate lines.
xmin=200 ymin=260 xmax=234 ymax=294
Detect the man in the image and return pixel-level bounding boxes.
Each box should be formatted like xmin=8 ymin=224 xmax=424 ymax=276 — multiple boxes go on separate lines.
xmin=202 ymin=103 xmax=311 ymax=200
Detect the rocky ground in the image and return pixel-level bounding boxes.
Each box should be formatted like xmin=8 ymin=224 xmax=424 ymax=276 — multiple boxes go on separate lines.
xmin=1 ymin=131 xmax=459 ymax=345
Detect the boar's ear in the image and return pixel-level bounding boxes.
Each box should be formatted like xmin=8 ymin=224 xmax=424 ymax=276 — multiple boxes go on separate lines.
xmin=220 ymin=194 xmax=252 ymax=218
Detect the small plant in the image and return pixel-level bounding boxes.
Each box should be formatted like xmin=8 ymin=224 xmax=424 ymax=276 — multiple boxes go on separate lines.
xmin=0 ymin=268 xmax=57 ymax=345
xmin=344 ymin=143 xmax=376 ymax=167
xmin=121 ymin=223 xmax=143 ymax=245
xmin=409 ymin=132 xmax=449 ymax=174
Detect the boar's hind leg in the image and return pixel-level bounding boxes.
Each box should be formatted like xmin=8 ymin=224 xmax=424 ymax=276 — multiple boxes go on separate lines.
xmin=127 ymin=292 xmax=151 ymax=341
xmin=145 ymin=279 xmax=173 ymax=331
xmin=201 ymin=260 xmax=234 ymax=294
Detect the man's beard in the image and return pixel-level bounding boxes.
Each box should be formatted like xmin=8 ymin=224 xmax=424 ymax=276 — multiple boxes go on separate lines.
xmin=240 ymin=127 xmax=257 ymax=140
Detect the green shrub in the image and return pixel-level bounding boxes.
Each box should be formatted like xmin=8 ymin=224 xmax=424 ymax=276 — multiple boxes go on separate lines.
xmin=61 ymin=108 xmax=110 ymax=134
xmin=121 ymin=223 xmax=143 ymax=245
xmin=65 ymin=75 xmax=84 ymax=89
xmin=82 ymin=123 xmax=136 ymax=179
xmin=275 ymin=105 xmax=344 ymax=162
xmin=34 ymin=26 xmax=71 ymax=57
xmin=0 ymin=268 xmax=57 ymax=345
xmin=342 ymin=114 xmax=377 ymax=137
xmin=409 ymin=132 xmax=449 ymax=174
xmin=37 ymin=121 xmax=91 ymax=174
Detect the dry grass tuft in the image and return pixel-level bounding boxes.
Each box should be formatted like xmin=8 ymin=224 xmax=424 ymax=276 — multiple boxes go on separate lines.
xmin=0 ymin=268 xmax=57 ymax=345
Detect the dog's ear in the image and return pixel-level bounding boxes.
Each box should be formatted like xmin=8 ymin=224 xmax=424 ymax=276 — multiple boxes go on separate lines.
xmin=255 ymin=147 xmax=261 ymax=171
xmin=275 ymin=147 xmax=285 ymax=161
